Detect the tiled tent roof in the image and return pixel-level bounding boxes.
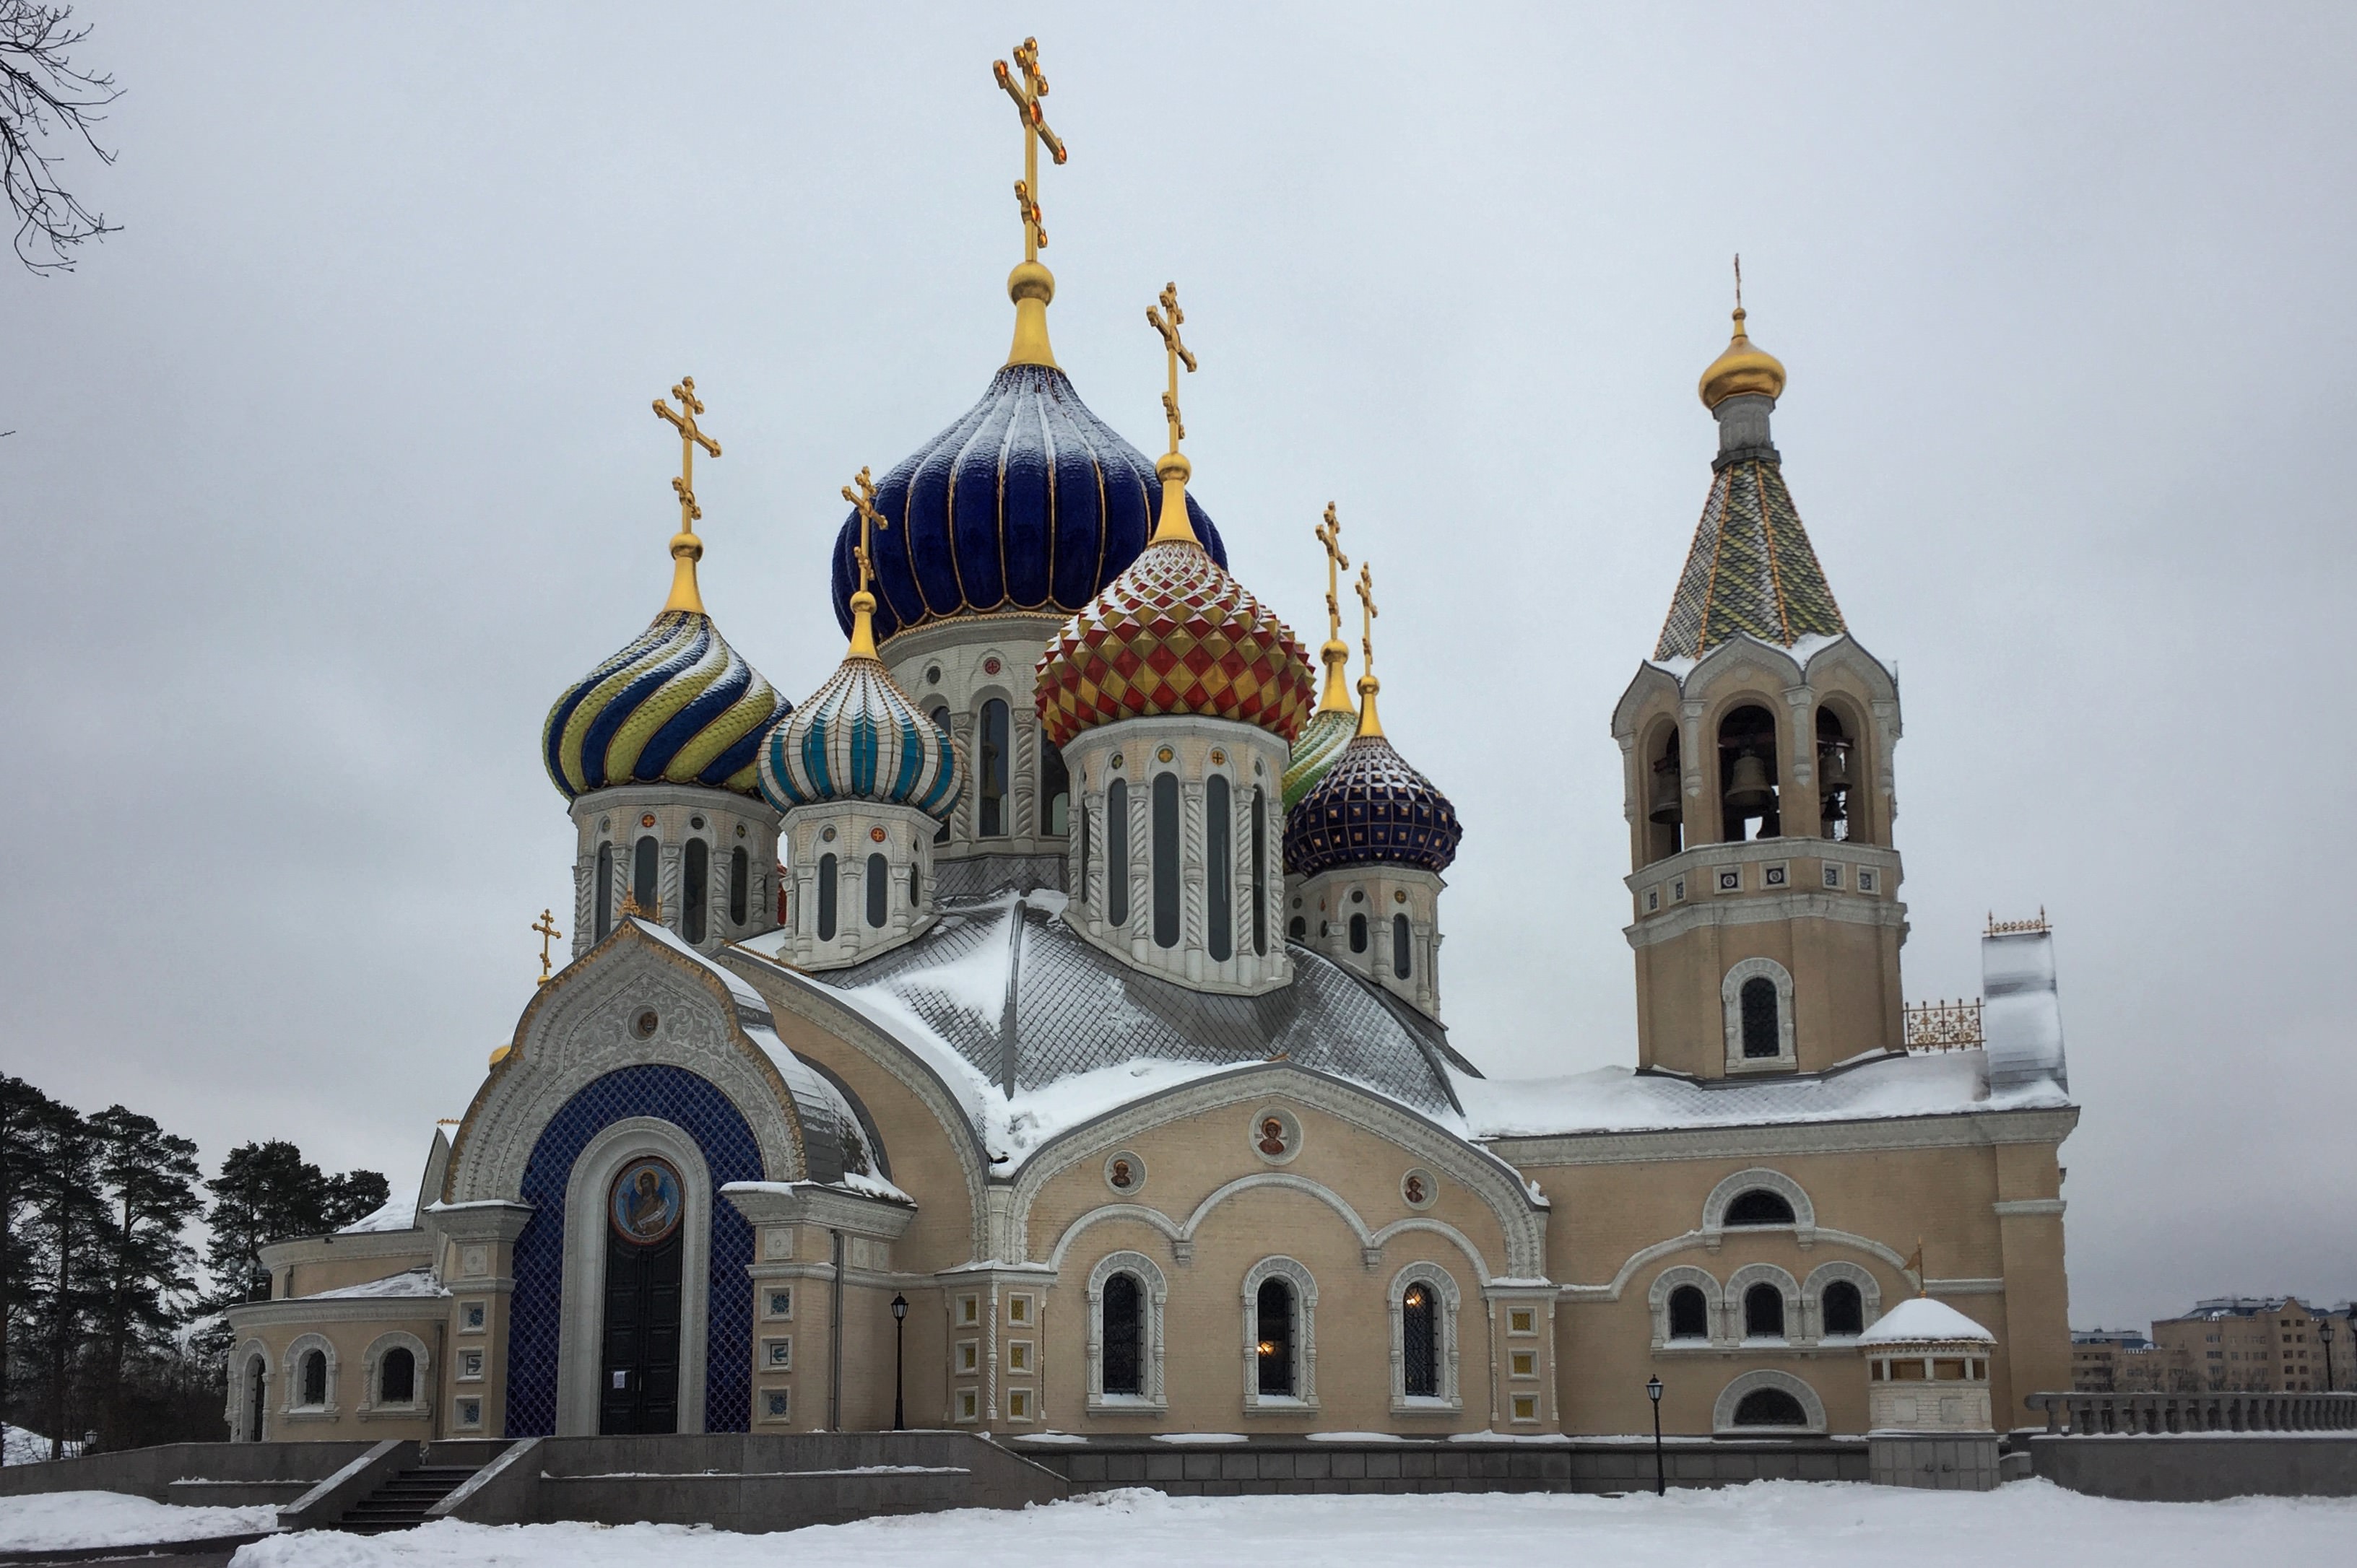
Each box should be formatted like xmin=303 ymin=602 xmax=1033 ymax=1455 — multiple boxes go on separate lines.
xmin=816 ymin=898 xmax=1473 ymax=1117
xmin=1653 ymin=458 xmax=1844 ymax=662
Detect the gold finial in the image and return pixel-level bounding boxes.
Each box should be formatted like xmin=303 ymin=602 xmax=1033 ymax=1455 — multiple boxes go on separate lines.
xmin=532 ymin=909 xmax=563 ymax=985
xmin=1698 ymin=257 xmax=1787 ymax=409
xmin=1145 ymin=282 xmax=1201 ymax=548
xmin=1314 ymin=502 xmax=1355 ymax=715
xmin=618 ymin=889 xmax=657 ymax=921
xmin=995 ymin=38 xmax=1067 ymax=368
xmin=841 ymin=465 xmax=891 ymax=660
xmin=1353 ymin=562 xmax=1384 ymax=739
xmin=653 ymin=378 xmax=723 ymax=613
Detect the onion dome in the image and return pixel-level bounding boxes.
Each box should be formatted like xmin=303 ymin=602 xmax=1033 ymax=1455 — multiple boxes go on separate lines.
xmin=1282 ymin=706 xmax=1358 ymax=813
xmin=1284 ymin=726 xmax=1464 ymax=879
xmin=1699 ymin=305 xmax=1787 ymax=409
xmin=544 ymin=611 xmax=787 ymax=802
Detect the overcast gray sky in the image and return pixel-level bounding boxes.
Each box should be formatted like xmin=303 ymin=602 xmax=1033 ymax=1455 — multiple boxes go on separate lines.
xmin=4 ymin=3 xmax=2351 ymax=1330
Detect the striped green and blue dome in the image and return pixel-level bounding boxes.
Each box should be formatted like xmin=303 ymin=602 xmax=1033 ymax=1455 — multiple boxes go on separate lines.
xmin=758 ymin=652 xmax=963 ymax=822
xmin=1282 ymin=706 xmax=1358 ymax=813
xmin=543 ymin=609 xmax=789 ymax=801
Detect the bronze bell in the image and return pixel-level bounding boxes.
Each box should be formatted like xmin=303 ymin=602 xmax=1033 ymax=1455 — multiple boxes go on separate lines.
xmin=1724 ymin=748 xmax=1774 ymax=816
xmin=1818 ymin=741 xmax=1852 ymax=791
xmin=1820 ymin=788 xmax=1847 ymax=824
xmin=1648 ymin=761 xmax=1683 ymax=824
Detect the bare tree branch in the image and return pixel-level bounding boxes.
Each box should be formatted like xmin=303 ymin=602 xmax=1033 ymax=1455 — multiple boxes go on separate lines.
xmin=1 ymin=0 xmax=121 ymax=274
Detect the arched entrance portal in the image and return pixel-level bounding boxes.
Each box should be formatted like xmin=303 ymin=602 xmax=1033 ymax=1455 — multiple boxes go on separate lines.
xmin=599 ymin=1156 xmax=685 ymax=1434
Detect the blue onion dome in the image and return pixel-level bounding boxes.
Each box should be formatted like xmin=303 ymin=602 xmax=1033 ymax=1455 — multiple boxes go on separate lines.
xmin=544 ymin=609 xmax=789 ymax=801
xmin=1283 ymin=690 xmax=1463 ymax=878
xmin=758 ymin=630 xmax=964 ymax=822
xmin=827 ymin=364 xmax=1230 ymax=644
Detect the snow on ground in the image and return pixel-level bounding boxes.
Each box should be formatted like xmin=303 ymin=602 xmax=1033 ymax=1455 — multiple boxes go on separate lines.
xmin=222 ymin=1481 xmax=2357 ymax=1568
xmin=0 ymin=1490 xmax=277 ymax=1551
xmin=0 ymin=1424 xmax=79 ymax=1465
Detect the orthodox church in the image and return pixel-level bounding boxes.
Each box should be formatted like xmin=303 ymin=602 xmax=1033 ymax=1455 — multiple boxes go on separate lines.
xmin=225 ymin=43 xmax=2078 ymax=1449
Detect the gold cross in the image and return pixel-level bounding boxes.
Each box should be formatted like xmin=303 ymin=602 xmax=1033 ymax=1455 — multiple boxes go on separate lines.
xmin=532 ymin=908 xmax=563 ymax=985
xmin=1734 ymin=251 xmax=1744 ymax=313
xmin=654 ymin=376 xmax=722 ymax=529
xmin=1355 ymin=561 xmax=1380 ymax=676
xmin=994 ymin=38 xmax=1067 ymax=263
xmin=1146 ymin=282 xmax=1196 ymax=454
xmin=1316 ymin=502 xmax=1350 ymax=643
xmin=842 ymin=466 xmax=890 ymax=598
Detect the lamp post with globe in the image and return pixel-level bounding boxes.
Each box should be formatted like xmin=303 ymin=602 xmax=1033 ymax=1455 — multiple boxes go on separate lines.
xmin=1646 ymin=1376 xmax=1665 ymax=1495
xmin=891 ymin=1294 xmax=909 ymax=1430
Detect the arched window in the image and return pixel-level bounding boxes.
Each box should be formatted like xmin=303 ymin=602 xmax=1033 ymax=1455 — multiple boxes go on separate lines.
xmin=1815 ymin=706 xmax=1857 ymax=843
xmin=1732 ymin=1386 xmax=1807 ymax=1427
xmin=929 ymin=706 xmax=952 ymax=843
xmin=816 ymin=853 xmax=838 ymax=941
xmin=595 ymin=842 xmax=614 ymax=939
xmin=1717 ymin=704 xmax=1780 ymax=842
xmin=1107 ymin=780 xmax=1130 ymax=926
xmin=978 ymin=699 xmax=1010 ymax=837
xmin=300 ymin=1349 xmax=327 ymax=1406
xmin=1821 ymin=1279 xmax=1865 ymax=1338
xmin=908 ymin=861 xmax=920 ymax=907
xmin=1744 ymin=1282 xmax=1786 ymax=1339
xmin=1288 ymin=915 xmax=1306 ymax=941
xmin=1724 ymin=1189 xmax=1797 ymax=1227
xmin=632 ymin=835 xmax=659 ymax=915
xmin=1041 ymin=739 xmax=1070 ymax=837
xmin=1256 ymin=1277 xmax=1296 ymax=1396
xmin=1392 ymin=913 xmax=1411 ymax=979
xmin=245 ymin=1356 xmax=266 ymax=1440
xmin=729 ymin=847 xmax=749 ymax=927
xmin=1668 ymin=1284 xmax=1710 ymax=1341
xmin=1644 ymin=726 xmax=1684 ymax=863
xmin=1250 ymin=788 xmax=1268 ymax=957
xmin=682 ymin=837 xmax=709 ymax=942
xmin=1401 ymin=1281 xmax=1439 ymax=1398
xmin=1102 ymin=1272 xmax=1144 ymax=1396
xmin=379 ymin=1346 xmax=415 ymax=1404
xmin=865 ymin=852 xmax=888 ymax=929
xmin=1077 ymin=796 xmax=1091 ymax=904
xmin=1151 ymin=772 xmax=1180 ymax=949
xmin=1350 ymin=912 xmax=1368 ymax=953
xmin=1207 ymin=774 xmax=1233 ymax=962
xmin=1740 ymin=977 xmax=1779 ymax=1058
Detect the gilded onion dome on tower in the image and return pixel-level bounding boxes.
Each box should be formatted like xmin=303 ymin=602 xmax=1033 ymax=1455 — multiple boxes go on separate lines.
xmin=543 ymin=379 xmax=789 ymax=801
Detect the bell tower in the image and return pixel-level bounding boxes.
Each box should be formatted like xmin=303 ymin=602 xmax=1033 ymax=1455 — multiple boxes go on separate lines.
xmin=1610 ymin=289 xmax=1907 ymax=1078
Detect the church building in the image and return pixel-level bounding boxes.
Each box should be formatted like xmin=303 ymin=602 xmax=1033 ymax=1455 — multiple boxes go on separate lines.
xmin=225 ymin=42 xmax=2077 ymax=1450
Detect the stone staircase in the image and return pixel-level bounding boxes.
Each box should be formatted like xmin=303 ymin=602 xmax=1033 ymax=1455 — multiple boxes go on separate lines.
xmin=331 ymin=1460 xmax=483 ymax=1534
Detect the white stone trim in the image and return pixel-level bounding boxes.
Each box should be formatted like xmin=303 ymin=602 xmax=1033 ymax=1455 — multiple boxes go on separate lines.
xmin=1727 ymin=1261 xmax=1801 ymax=1343
xmin=1564 ymin=1224 xmax=1893 ymax=1304
xmin=1713 ymin=1368 xmax=1827 ymax=1434
xmin=357 ymin=1330 xmax=432 ymax=1420
xmin=1992 ymin=1198 xmax=2066 ymax=1216
xmin=1646 ymin=1264 xmax=1724 ymax=1349
xmin=1801 ymin=1258 xmax=1882 ymax=1342
xmin=556 ymin=1117 xmax=714 ymax=1436
xmin=1485 ymin=1105 xmax=2080 ymax=1169
xmin=1722 ymin=957 xmax=1798 ymax=1072
xmin=1701 ymin=1167 xmax=1817 ymax=1242
xmin=282 ymin=1332 xmax=339 ymax=1419
xmin=1386 ymin=1261 xmax=1462 ymax=1414
xmin=1241 ymin=1255 xmax=1318 ymax=1413
xmin=1085 ymin=1250 xmax=1168 ymax=1411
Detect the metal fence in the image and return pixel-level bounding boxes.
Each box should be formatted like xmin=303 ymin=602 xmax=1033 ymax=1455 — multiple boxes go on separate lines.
xmin=1902 ymin=998 xmax=1983 ymax=1051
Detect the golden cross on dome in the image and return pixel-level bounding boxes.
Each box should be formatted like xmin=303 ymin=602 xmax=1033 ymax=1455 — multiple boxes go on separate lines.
xmin=531 ymin=908 xmax=563 ymax=985
xmin=994 ymin=37 xmax=1067 ymax=263
xmin=841 ymin=465 xmax=891 ymax=658
xmin=1147 ymin=282 xmax=1196 ymax=454
xmin=1316 ymin=502 xmax=1350 ymax=643
xmin=653 ymin=378 xmax=721 ymax=614
xmin=1734 ymin=251 xmax=1744 ymax=313
xmin=1353 ymin=561 xmax=1385 ymax=738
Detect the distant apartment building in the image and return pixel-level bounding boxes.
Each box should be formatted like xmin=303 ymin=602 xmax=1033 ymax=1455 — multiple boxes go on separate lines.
xmin=2144 ymin=1297 xmax=2355 ymax=1393
xmin=2070 ymin=1328 xmax=2161 ymax=1393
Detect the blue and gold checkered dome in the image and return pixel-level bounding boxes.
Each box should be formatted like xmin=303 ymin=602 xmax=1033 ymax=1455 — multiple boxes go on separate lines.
xmin=543 ymin=610 xmax=790 ymax=801
xmin=1283 ymin=732 xmax=1462 ymax=879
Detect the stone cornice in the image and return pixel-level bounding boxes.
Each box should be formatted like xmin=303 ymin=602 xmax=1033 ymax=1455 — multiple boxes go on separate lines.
xmin=259 ymin=1230 xmax=433 ymax=1271
xmin=721 ymin=1182 xmax=918 ymax=1240
xmin=1625 ymin=887 xmax=1910 ymax=949
xmin=1484 ymin=1105 xmax=2080 ymax=1168
xmin=227 ymin=1295 xmax=448 ymax=1331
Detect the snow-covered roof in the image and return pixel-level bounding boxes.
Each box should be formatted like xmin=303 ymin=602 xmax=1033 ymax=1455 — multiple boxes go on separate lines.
xmin=1460 ymin=1048 xmax=2070 ymax=1140
xmin=1858 ymin=1296 xmax=1996 ymax=1346
xmin=307 ymin=1267 xmax=447 ymax=1301
xmin=339 ymin=1192 xmax=417 ymax=1234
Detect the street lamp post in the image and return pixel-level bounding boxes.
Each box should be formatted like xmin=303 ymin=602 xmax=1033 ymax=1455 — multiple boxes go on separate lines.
xmin=2320 ymin=1316 xmax=2337 ymax=1395
xmin=890 ymin=1293 xmax=909 ymax=1431
xmin=1646 ymin=1375 xmax=1665 ymax=1496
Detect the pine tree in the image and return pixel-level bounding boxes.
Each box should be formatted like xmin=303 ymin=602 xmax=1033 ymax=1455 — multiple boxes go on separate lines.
xmin=0 ymin=1076 xmax=62 ymax=1440
xmin=84 ymin=1107 xmax=203 ymax=1445
xmin=17 ymin=1097 xmax=105 ymax=1459
xmin=203 ymin=1142 xmax=390 ymax=1309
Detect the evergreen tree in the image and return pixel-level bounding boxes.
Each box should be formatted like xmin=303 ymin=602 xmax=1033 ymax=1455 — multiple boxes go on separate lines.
xmin=84 ymin=1107 xmax=203 ymax=1444
xmin=203 ymin=1142 xmax=389 ymax=1309
xmin=0 ymin=1076 xmax=62 ymax=1437
xmin=16 ymin=1096 xmax=105 ymax=1458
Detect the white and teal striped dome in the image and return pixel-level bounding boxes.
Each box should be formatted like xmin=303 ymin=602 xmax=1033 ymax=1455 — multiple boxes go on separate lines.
xmin=757 ymin=650 xmax=963 ymax=822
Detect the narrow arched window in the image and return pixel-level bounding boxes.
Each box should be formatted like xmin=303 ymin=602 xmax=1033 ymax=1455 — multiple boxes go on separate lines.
xmin=978 ymin=699 xmax=1010 ymax=837
xmin=1207 ymin=774 xmax=1233 ymax=962
xmin=866 ymin=852 xmax=888 ymax=929
xmin=1102 ymin=1273 xmax=1143 ymax=1397
xmin=1350 ymin=912 xmax=1368 ymax=953
xmin=1041 ymin=738 xmax=1071 ymax=837
xmin=1288 ymin=915 xmax=1306 ymax=941
xmin=908 ymin=861 xmax=920 ymax=907
xmin=1821 ymin=1280 xmax=1865 ymax=1337
xmin=1668 ymin=1284 xmax=1709 ymax=1340
xmin=1107 ymin=780 xmax=1130 ymax=927
xmin=1724 ymin=1189 xmax=1796 ymax=1227
xmin=1392 ymin=913 xmax=1411 ymax=979
xmin=929 ymin=707 xmax=953 ymax=844
xmin=1718 ymin=703 xmax=1781 ymax=842
xmin=817 ymin=853 xmax=838 ymax=941
xmin=1744 ymin=1282 xmax=1786 ymax=1339
xmin=300 ymin=1349 xmax=327 ymax=1406
xmin=595 ymin=842 xmax=614 ymax=939
xmin=682 ymin=838 xmax=710 ymax=942
xmin=729 ymin=846 xmax=748 ymax=926
xmin=1816 ymin=705 xmax=1857 ymax=844
xmin=1733 ymin=1387 xmax=1807 ymax=1427
xmin=1740 ymin=976 xmax=1781 ymax=1058
xmin=1250 ymin=788 xmax=1267 ymax=957
xmin=379 ymin=1346 xmax=414 ymax=1404
xmin=1256 ymin=1278 xmax=1296 ymax=1396
xmin=633 ymin=836 xmax=659 ymax=916
xmin=1151 ymin=772 xmax=1179 ymax=949
xmin=1402 ymin=1282 xmax=1438 ymax=1398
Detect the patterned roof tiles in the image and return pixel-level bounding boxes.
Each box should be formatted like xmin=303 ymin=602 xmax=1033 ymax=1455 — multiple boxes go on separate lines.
xmin=1653 ymin=458 xmax=1844 ymax=663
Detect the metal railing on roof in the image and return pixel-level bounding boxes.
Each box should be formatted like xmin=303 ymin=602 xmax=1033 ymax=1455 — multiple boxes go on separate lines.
xmin=1902 ymin=998 xmax=1983 ymax=1051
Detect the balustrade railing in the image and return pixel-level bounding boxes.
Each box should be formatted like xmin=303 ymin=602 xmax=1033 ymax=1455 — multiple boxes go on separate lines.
xmin=2027 ymin=1390 xmax=2357 ymax=1435
xmin=1902 ymin=998 xmax=1983 ymax=1051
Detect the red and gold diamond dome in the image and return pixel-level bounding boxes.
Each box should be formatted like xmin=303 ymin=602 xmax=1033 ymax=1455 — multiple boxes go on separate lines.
xmin=1035 ymin=538 xmax=1315 ymax=749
